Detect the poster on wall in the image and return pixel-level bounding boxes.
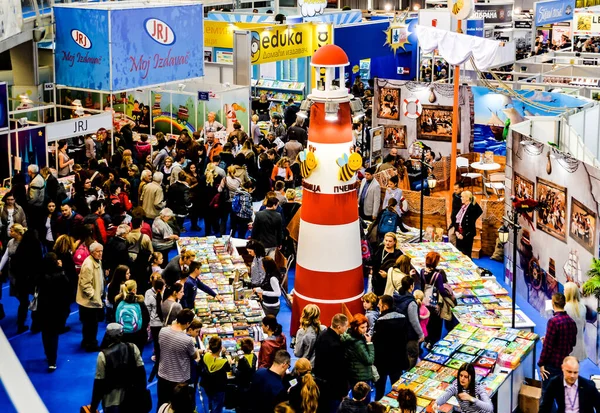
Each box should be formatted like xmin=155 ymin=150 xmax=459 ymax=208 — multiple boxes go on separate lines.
xmin=536 ymin=178 xmax=567 ymax=242
xmin=377 ymin=88 xmax=400 ymax=120
xmin=574 ymin=11 xmax=600 ymax=36
xmin=417 ymin=105 xmax=457 ymax=142
xmin=383 ymin=125 xmax=407 ymax=149
xmin=570 ymin=197 xmax=597 ymax=254
xmin=371 ymin=126 xmax=383 ymax=161
xmin=514 ymin=172 xmax=535 ymax=220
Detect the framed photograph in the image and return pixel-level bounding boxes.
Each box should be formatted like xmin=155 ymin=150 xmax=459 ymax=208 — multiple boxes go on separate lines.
xmin=417 ymin=105 xmax=458 ymax=142
xmin=536 ymin=178 xmax=567 ymax=243
xmin=383 ymin=124 xmax=407 ymax=149
xmin=570 ymin=197 xmax=597 ymax=254
xmin=513 ymin=172 xmax=535 ymax=223
xmin=377 ymin=87 xmax=400 ymax=120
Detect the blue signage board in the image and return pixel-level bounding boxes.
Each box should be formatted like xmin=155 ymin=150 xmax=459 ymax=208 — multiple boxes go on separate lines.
xmin=110 ymin=4 xmax=204 ymax=90
xmin=466 ymin=19 xmax=484 ymax=37
xmin=198 ymin=91 xmax=210 ymax=101
xmin=54 ymin=7 xmax=111 ymax=90
xmin=535 ymin=0 xmax=575 ymax=26
xmin=54 ymin=3 xmax=204 ymax=91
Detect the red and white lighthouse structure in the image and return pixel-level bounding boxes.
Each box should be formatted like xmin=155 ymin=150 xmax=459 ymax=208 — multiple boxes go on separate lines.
xmin=291 ymin=45 xmax=364 ymax=334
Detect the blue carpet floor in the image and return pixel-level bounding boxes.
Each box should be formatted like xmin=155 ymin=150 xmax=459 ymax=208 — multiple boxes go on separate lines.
xmin=0 ymin=235 xmax=598 ymax=412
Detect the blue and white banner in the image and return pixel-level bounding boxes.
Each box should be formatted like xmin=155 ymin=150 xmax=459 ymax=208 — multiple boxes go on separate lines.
xmin=110 ymin=4 xmax=204 ymax=90
xmin=54 ymin=7 xmax=111 ymax=90
xmin=466 ymin=19 xmax=484 ymax=37
xmin=207 ymin=12 xmax=274 ymax=23
xmin=54 ymin=3 xmax=204 ymax=91
xmin=535 ymin=0 xmax=575 ymax=26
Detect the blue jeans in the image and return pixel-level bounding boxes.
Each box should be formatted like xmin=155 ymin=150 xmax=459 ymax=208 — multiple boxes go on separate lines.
xmin=207 ymin=391 xmax=225 ymax=413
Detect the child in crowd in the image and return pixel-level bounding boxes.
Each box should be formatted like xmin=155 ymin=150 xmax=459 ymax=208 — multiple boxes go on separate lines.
xmin=414 ymin=290 xmax=429 ymax=341
xmin=151 ymin=252 xmax=164 ymax=275
xmin=362 ymin=292 xmax=379 ymax=336
xmin=234 ymin=337 xmax=257 ymax=411
xmin=201 ymin=337 xmax=232 ymax=413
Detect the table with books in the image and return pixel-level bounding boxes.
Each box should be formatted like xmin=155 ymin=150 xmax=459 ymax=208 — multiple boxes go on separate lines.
xmin=399 ymin=242 xmax=536 ymax=331
xmin=381 ymin=324 xmax=539 ymax=413
xmin=176 ymin=236 xmax=265 ymax=353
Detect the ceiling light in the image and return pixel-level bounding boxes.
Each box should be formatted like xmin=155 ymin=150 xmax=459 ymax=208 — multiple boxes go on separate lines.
xmin=384 ymin=3 xmax=392 ymax=11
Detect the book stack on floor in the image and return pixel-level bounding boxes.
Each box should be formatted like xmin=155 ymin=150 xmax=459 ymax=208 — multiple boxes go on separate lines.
xmin=380 ymin=324 xmax=538 ymax=412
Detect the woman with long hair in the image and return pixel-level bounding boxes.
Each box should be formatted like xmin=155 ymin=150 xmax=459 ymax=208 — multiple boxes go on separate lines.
xmin=258 ymin=314 xmax=287 ymax=369
xmin=294 ymin=304 xmax=326 ymax=365
xmin=161 ymin=283 xmax=184 ymax=326
xmin=371 ymin=232 xmax=402 ymax=296
xmin=288 ymin=358 xmax=320 ymax=413
xmin=342 ymin=313 xmax=375 ymax=389
xmin=43 ymin=200 xmax=59 ymax=251
xmin=433 ymin=363 xmax=493 ymax=413
xmin=57 ymin=140 xmax=74 ymax=177
xmin=451 ymin=190 xmax=483 ymax=258
xmin=114 ymin=279 xmax=150 ymax=354
xmin=564 ymin=282 xmax=587 ymax=361
xmin=246 ymin=239 xmax=267 ymax=288
xmin=185 ymin=163 xmax=201 ymax=231
xmin=254 ymin=256 xmax=282 ymax=317
xmin=0 ymin=191 xmax=27 ymax=247
xmin=385 ymin=254 xmax=413 ymax=296
xmin=105 ymin=265 xmax=131 ymax=322
xmin=53 ymin=234 xmax=77 ymax=306
xmin=199 ymin=163 xmax=223 ymax=236
xmin=420 ymin=251 xmax=450 ymax=347
xmin=37 ymin=252 xmax=71 ymax=371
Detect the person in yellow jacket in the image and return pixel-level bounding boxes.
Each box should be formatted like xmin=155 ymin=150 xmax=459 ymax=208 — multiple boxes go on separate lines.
xmin=200 ymin=337 xmax=232 ymax=413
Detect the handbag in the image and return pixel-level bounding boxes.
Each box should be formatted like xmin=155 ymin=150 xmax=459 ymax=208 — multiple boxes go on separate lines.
xmin=371 ymin=365 xmax=380 ymax=382
xmin=440 ymin=296 xmax=456 ymax=321
xmin=28 ymin=289 xmax=38 ymax=312
xmin=423 ymin=271 xmax=440 ymax=308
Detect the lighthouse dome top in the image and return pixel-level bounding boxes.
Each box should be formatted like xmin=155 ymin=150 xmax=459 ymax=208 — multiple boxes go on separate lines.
xmin=311 ymin=45 xmax=349 ymax=67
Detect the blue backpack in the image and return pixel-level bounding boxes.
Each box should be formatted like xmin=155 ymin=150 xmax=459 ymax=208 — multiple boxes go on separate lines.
xmin=378 ymin=209 xmax=398 ymax=235
xmin=232 ymin=192 xmax=243 ymax=214
xmin=116 ymin=301 xmax=142 ymax=333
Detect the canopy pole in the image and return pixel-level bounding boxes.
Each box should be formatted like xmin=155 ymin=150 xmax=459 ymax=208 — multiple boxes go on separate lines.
xmin=450 ymin=19 xmax=462 ymax=191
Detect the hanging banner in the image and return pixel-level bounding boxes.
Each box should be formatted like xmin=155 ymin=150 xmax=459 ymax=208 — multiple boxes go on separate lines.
xmin=574 ymin=10 xmax=600 ymax=36
xmin=472 ymin=4 xmax=513 ymax=24
xmin=0 ymin=0 xmax=23 ymax=42
xmin=55 ymin=3 xmax=204 ymax=91
xmin=0 ymin=82 xmax=8 ymax=132
xmin=250 ymin=23 xmax=331 ymax=65
xmin=54 ymin=7 xmax=111 ymax=90
xmin=46 ymin=112 xmax=113 ymax=142
xmin=535 ymin=0 xmax=574 ymax=27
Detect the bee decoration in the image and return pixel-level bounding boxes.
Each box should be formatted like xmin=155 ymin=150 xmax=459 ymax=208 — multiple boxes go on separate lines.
xmin=336 ymin=147 xmax=363 ymax=182
xmin=298 ymin=146 xmax=318 ymax=179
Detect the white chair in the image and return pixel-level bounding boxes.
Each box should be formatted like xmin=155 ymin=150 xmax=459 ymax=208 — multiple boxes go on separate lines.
xmin=484 ymin=172 xmax=505 ymax=200
xmin=456 ymin=157 xmax=482 ymax=191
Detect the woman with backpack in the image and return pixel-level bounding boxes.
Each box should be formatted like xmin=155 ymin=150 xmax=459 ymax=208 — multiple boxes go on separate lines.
xmin=221 ymin=166 xmax=242 ymax=236
xmin=106 ymin=265 xmax=131 ymax=323
xmin=377 ymin=198 xmax=401 ymax=242
xmin=231 ymin=181 xmax=255 ymax=239
xmin=114 ymin=279 xmax=150 ymax=355
xmin=73 ymin=224 xmax=95 ymax=274
xmin=420 ymin=251 xmax=450 ymax=348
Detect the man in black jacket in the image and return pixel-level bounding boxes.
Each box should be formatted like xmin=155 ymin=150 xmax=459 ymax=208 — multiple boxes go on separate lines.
xmin=540 ymin=356 xmax=600 ymax=413
xmin=448 ymin=182 xmax=464 ymax=246
xmin=166 ymin=170 xmax=191 ymax=231
xmin=314 ymin=313 xmax=349 ymax=413
xmin=251 ymin=197 xmax=283 ymax=258
xmin=373 ymin=294 xmax=408 ymax=400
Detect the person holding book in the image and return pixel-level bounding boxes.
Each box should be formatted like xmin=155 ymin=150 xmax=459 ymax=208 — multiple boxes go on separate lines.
xmin=432 ymin=363 xmax=493 ymax=413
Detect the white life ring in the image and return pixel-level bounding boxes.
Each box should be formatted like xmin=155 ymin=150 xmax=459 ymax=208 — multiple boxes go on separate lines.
xmin=403 ymin=97 xmax=422 ymax=119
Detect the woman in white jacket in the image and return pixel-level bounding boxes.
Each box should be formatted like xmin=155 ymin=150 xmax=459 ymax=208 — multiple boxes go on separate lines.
xmin=564 ymin=282 xmax=587 ymax=361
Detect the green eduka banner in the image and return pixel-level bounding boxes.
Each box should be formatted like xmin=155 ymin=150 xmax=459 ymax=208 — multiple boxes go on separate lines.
xmin=472 ymin=3 xmax=513 ymax=24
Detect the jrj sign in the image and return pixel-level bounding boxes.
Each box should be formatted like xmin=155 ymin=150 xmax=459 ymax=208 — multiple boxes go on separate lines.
xmin=250 ymin=23 xmax=331 ymax=65
xmin=54 ymin=3 xmax=204 ymax=91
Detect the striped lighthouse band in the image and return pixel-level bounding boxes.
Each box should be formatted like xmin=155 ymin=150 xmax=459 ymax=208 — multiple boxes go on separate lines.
xmin=306 ymin=101 xmax=353 ymax=145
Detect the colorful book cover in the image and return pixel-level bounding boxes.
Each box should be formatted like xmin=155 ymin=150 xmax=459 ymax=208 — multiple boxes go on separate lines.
xmin=459 ymin=345 xmax=482 ymax=355
xmin=431 ymin=346 xmax=455 ymax=357
xmin=446 ymin=358 xmax=466 ymax=369
xmin=424 ymin=353 xmax=450 ymax=365
xmin=453 ymin=352 xmax=477 ymax=363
